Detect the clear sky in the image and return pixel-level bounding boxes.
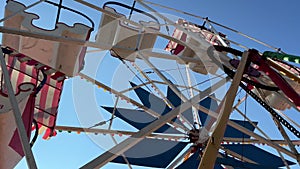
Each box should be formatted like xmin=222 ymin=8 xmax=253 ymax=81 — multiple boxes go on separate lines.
xmin=1 ymin=0 xmax=300 ymax=169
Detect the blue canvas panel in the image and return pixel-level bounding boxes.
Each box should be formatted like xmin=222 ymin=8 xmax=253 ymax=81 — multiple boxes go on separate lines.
xmin=112 ymin=138 xmax=188 ymax=168
xmin=224 ymin=120 xmax=257 ymax=138
xmin=217 ymin=153 xmax=274 ymax=169
xmin=176 ymin=150 xmax=223 ymax=169
xmin=130 ymin=82 xmax=171 ymax=116
xmin=102 ymin=106 xmax=181 ymax=134
xmin=223 ymin=144 xmax=295 ymax=167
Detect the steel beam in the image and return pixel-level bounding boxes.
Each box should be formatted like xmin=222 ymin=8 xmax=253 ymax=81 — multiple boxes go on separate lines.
xmin=198 ymin=51 xmax=248 ymax=169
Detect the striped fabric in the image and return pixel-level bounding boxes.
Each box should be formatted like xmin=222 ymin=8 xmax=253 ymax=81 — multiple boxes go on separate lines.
xmin=165 ymin=24 xmax=186 ymax=55
xmin=165 ymin=19 xmax=229 ymax=54
xmin=34 ymin=75 xmax=63 ymax=139
xmin=2 ymin=47 xmax=64 ymax=139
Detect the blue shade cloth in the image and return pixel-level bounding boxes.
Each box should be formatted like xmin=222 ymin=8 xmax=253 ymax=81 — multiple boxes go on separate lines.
xmin=195 ymin=94 xmax=219 ymax=126
xmin=166 ymin=86 xmax=194 ymax=125
xmin=102 ymin=106 xmax=181 ymax=134
xmin=112 ymin=138 xmax=188 ymax=168
xmin=224 ymin=120 xmax=257 ymax=138
xmin=223 ymin=144 xmax=295 ymax=167
xmin=130 ymin=82 xmax=171 ymax=116
xmin=176 ymin=150 xmax=280 ymax=169
xmin=167 ymin=85 xmax=258 ymax=139
xmin=130 ymin=82 xmax=186 ymax=125
xmin=166 ymin=86 xmax=182 ymax=107
xmin=217 ymin=153 xmax=274 ymax=169
xmin=106 ymin=82 xmax=294 ymax=168
xmin=167 ymin=86 xmax=219 ymax=126
xmin=176 ymin=150 xmax=223 ymax=169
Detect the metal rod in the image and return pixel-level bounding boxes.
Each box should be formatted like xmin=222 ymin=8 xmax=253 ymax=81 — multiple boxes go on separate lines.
xmin=55 ymin=126 xmax=300 ymax=146
xmin=139 ymin=0 xmax=280 ymax=52
xmin=140 ymin=0 xmax=205 ymax=20
xmin=198 ymin=51 xmax=248 ymax=169
xmin=272 ymin=117 xmax=298 ymax=167
xmin=222 ymin=137 xmax=300 ymax=145
xmin=55 ymin=126 xmax=185 ymax=140
xmin=277 ymin=110 xmax=300 ymax=129
xmin=0 ymin=50 xmax=37 ymax=169
xmin=140 ymin=50 xmax=203 ymax=64
xmin=208 ymin=19 xmax=280 ymax=51
xmin=0 ymin=26 xmax=111 ymax=50
xmin=55 ymin=0 xmax=63 ymax=25
xmin=185 ymin=65 xmax=201 ymax=128
xmin=128 ymin=1 xmax=136 ymax=20
xmin=108 ymin=96 xmax=119 ymax=130
xmin=106 ymin=96 xmax=133 ymax=168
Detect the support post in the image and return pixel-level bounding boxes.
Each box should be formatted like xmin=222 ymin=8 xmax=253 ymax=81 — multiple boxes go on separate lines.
xmin=198 ymin=51 xmax=249 ymax=169
xmin=0 ymin=50 xmax=37 ymax=168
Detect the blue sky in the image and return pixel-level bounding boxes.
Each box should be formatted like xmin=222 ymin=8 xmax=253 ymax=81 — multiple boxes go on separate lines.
xmin=1 ymin=0 xmax=300 ymax=168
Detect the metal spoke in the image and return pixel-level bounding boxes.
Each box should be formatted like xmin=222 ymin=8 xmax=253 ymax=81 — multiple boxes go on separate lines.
xmin=80 ymin=77 xmax=224 ymax=169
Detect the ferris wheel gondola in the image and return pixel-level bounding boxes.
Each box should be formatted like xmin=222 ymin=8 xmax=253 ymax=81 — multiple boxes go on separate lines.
xmin=0 ymin=0 xmax=300 ymax=169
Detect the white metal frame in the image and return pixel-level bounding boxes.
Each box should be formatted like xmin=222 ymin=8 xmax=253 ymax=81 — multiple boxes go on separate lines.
xmin=0 ymin=0 xmax=299 ymax=168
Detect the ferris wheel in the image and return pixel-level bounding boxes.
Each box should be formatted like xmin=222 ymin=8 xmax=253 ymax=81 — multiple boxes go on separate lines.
xmin=1 ymin=0 xmax=300 ymax=169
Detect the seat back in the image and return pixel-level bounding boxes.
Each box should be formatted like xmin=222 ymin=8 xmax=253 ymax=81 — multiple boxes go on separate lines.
xmin=96 ymin=6 xmax=159 ymax=61
xmin=165 ymin=19 xmax=224 ymax=75
xmin=2 ymin=1 xmax=92 ymax=76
